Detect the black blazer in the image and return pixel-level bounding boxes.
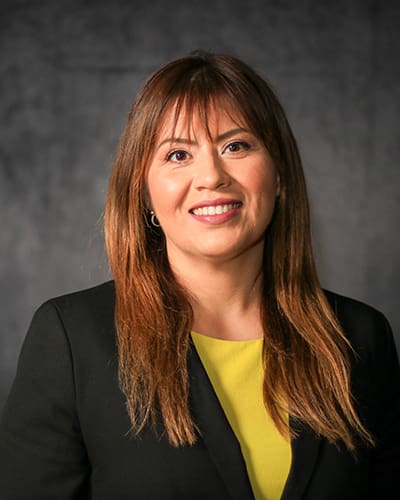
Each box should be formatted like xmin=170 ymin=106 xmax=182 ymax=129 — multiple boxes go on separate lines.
xmin=1 ymin=281 xmax=399 ymax=499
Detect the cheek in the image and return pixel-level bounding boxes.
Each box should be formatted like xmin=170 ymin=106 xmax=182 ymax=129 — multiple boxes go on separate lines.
xmin=243 ymin=167 xmax=278 ymax=200
xmin=147 ymin=172 xmax=189 ymax=214
xmin=246 ymin=170 xmax=279 ymax=224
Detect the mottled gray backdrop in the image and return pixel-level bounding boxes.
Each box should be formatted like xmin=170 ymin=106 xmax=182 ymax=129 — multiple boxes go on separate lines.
xmin=1 ymin=0 xmax=399 ymax=411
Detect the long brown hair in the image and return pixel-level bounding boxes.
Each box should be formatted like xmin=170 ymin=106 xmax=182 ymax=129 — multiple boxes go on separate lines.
xmin=104 ymin=51 xmax=373 ymax=450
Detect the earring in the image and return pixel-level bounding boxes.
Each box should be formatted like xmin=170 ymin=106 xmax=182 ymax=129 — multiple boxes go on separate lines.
xmin=150 ymin=210 xmax=161 ymax=227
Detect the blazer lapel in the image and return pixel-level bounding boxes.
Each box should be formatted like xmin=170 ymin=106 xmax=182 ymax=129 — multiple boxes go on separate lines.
xmin=281 ymin=420 xmax=321 ymax=500
xmin=188 ymin=340 xmax=255 ymax=500
xmin=188 ymin=339 xmax=322 ymax=500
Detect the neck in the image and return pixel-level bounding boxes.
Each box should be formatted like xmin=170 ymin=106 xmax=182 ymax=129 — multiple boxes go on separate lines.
xmin=168 ymin=245 xmax=265 ymax=340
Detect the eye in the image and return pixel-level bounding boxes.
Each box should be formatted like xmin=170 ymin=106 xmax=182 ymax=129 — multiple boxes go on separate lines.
xmin=166 ymin=149 xmax=190 ymax=163
xmin=224 ymin=141 xmax=251 ymax=153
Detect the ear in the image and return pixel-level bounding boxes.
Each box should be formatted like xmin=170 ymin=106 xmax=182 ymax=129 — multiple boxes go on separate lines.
xmin=275 ymin=173 xmax=281 ymax=197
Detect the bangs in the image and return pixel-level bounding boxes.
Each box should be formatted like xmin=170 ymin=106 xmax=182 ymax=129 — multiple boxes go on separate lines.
xmin=153 ymin=65 xmax=268 ymax=145
xmin=158 ymin=93 xmax=250 ymax=146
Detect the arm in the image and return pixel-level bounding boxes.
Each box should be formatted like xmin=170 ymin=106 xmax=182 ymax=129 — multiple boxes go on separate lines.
xmin=371 ymin=314 xmax=400 ymax=493
xmin=0 ymin=302 xmax=90 ymax=499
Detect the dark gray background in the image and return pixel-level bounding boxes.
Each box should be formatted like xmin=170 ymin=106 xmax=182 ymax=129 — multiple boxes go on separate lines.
xmin=1 ymin=0 xmax=399 ymax=412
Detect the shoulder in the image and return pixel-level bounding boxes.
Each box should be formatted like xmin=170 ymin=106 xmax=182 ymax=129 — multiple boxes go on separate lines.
xmin=324 ymin=289 xmax=389 ymax=331
xmin=29 ymin=280 xmax=117 ymax=358
xmin=323 ymin=289 xmax=396 ymax=363
xmin=36 ymin=280 xmax=115 ymax=330
xmin=44 ymin=279 xmax=116 ymax=317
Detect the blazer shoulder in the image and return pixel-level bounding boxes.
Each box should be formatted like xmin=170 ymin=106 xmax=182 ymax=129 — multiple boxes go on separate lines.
xmin=41 ymin=280 xmax=115 ymax=321
xmin=47 ymin=280 xmax=115 ymax=312
xmin=324 ymin=289 xmax=386 ymax=322
xmin=34 ymin=280 xmax=116 ymax=348
xmin=323 ymin=289 xmax=395 ymax=354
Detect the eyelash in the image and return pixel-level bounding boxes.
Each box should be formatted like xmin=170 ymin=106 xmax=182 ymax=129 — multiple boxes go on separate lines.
xmin=164 ymin=140 xmax=252 ymax=163
xmin=223 ymin=140 xmax=251 ymax=153
xmin=166 ymin=150 xmax=190 ymax=163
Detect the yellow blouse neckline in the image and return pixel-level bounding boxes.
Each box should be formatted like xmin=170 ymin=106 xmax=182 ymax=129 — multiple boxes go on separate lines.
xmin=191 ymin=330 xmax=263 ymax=343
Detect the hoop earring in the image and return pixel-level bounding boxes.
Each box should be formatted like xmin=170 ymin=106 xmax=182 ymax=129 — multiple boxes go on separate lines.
xmin=150 ymin=210 xmax=161 ymax=227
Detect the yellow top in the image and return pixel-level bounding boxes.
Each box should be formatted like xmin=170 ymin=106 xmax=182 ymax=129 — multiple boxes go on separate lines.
xmin=191 ymin=331 xmax=291 ymax=500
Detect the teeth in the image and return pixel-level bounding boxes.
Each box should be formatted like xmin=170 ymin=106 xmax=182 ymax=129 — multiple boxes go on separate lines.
xmin=192 ymin=203 xmax=241 ymax=216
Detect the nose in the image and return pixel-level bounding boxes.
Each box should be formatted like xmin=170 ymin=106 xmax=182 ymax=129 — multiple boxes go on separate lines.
xmin=193 ymin=151 xmax=231 ymax=191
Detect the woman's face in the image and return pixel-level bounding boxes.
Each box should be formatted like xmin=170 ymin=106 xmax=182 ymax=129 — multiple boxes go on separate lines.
xmin=146 ymin=105 xmax=280 ymax=267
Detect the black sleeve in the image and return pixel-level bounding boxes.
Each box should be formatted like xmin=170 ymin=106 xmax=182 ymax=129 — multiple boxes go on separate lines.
xmin=0 ymin=302 xmax=90 ymax=499
xmin=371 ymin=314 xmax=400 ymax=494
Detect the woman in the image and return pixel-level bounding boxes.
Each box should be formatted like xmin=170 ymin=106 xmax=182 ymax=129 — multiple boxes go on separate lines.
xmin=1 ymin=51 xmax=399 ymax=499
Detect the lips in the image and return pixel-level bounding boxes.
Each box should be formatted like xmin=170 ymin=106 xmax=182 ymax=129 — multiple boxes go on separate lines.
xmin=191 ymin=202 xmax=242 ymax=216
xmin=189 ymin=198 xmax=243 ymax=216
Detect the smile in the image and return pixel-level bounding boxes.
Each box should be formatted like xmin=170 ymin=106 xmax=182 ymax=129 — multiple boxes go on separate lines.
xmin=191 ymin=202 xmax=242 ymax=216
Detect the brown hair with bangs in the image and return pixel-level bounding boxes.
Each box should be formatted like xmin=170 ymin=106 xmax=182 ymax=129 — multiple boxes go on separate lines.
xmin=104 ymin=51 xmax=374 ymax=450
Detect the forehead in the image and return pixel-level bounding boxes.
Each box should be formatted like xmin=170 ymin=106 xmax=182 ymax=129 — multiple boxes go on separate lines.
xmin=155 ymin=98 xmax=249 ymax=141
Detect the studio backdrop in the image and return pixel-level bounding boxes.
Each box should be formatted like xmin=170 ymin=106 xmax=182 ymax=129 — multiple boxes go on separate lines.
xmin=1 ymin=0 xmax=399 ymax=411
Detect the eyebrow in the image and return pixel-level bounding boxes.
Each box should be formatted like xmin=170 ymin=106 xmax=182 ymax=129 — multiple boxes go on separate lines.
xmin=156 ymin=127 xmax=251 ymax=149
